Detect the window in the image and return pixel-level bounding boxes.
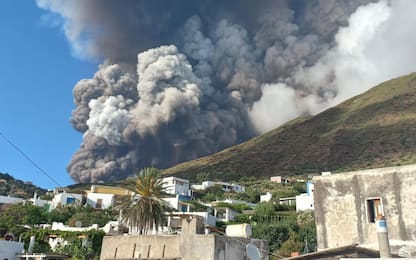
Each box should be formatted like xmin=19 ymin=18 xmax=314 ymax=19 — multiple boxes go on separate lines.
xmin=366 ymin=197 xmax=383 ymax=223
xmin=66 ymin=197 xmax=76 ymax=204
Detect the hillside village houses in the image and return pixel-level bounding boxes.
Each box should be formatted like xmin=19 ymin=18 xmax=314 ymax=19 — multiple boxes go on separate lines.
xmin=6 ymin=166 xmax=416 ymax=259
xmin=0 ymin=177 xmax=258 ymax=258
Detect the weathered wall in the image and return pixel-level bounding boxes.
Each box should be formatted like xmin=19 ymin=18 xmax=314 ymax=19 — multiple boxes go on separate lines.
xmin=100 ymin=216 xmax=269 ymax=259
xmin=100 ymin=235 xmax=181 ymax=259
xmin=314 ymin=164 xmax=416 ymax=253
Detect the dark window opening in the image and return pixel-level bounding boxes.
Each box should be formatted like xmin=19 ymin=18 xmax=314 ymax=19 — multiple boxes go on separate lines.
xmin=366 ymin=198 xmax=383 ymax=223
xmin=96 ymin=198 xmax=103 ymax=209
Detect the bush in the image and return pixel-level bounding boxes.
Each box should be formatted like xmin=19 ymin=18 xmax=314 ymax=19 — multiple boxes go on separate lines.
xmin=252 ymin=223 xmax=290 ymax=252
xmin=278 ymin=232 xmax=304 ymax=256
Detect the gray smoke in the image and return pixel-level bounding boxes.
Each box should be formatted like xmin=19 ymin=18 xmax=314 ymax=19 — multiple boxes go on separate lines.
xmin=36 ymin=0 xmax=416 ymax=183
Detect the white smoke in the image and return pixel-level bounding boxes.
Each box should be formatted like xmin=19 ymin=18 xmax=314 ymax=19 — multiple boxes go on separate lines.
xmin=294 ymin=0 xmax=416 ymax=106
xmin=249 ymin=83 xmax=301 ymax=133
xmin=86 ymin=95 xmax=133 ymax=145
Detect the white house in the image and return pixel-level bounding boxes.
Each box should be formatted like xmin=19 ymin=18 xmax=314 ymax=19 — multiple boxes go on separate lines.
xmin=213 ymin=207 xmax=239 ymax=222
xmin=162 ymin=176 xmax=191 ymax=196
xmin=51 ymin=192 xmax=83 ymax=209
xmin=191 ymin=181 xmax=245 ymax=193
xmin=296 ymin=181 xmax=314 ymax=211
xmin=270 ymin=176 xmax=291 ymax=184
xmin=86 ymin=192 xmax=114 ymax=209
xmin=260 ymin=192 xmax=272 ymax=202
xmin=29 ymin=192 xmax=51 ymax=209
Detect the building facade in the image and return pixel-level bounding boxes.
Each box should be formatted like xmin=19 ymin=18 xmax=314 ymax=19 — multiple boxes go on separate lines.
xmin=270 ymin=176 xmax=291 ymax=184
xmin=51 ymin=192 xmax=83 ymax=209
xmin=192 ymin=181 xmax=245 ymax=193
xmin=162 ymin=176 xmax=191 ymax=196
xmin=314 ymin=164 xmax=416 ymax=256
xmin=296 ymin=181 xmax=314 ymax=212
xmin=86 ymin=192 xmax=114 ymax=209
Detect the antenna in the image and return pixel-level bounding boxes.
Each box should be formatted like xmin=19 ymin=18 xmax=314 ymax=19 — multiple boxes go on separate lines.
xmin=246 ymin=243 xmax=261 ymax=260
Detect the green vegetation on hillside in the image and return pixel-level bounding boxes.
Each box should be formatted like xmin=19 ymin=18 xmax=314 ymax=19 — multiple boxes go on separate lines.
xmin=162 ymin=73 xmax=416 ymax=180
xmin=0 ymin=172 xmax=47 ymax=198
xmin=0 ymin=203 xmax=117 ymax=258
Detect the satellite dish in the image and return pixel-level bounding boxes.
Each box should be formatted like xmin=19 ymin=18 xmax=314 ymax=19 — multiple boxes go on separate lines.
xmin=75 ymin=221 xmax=82 ymax=227
xmin=246 ymin=243 xmax=261 ymax=260
xmin=4 ymin=233 xmax=14 ymax=241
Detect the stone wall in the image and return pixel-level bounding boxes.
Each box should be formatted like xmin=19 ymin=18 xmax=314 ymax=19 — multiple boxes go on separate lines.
xmin=313 ymin=164 xmax=416 ymax=255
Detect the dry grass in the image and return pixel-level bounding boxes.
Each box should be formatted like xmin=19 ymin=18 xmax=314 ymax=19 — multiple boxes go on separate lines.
xmin=162 ymin=73 xmax=416 ymax=181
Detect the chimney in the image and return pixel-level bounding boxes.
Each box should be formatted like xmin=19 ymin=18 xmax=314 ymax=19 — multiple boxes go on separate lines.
xmin=376 ymin=216 xmax=391 ymax=258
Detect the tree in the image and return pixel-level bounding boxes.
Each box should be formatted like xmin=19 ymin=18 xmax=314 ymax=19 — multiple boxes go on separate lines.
xmin=0 ymin=203 xmax=48 ymax=236
xmin=120 ymin=167 xmax=168 ymax=234
xmin=252 ymin=223 xmax=290 ymax=252
xmin=201 ymin=185 xmax=225 ymax=202
xmin=278 ymin=231 xmax=304 ymax=256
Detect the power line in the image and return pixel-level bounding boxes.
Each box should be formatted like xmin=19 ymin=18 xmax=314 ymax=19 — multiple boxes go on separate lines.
xmin=0 ymin=131 xmax=61 ymax=187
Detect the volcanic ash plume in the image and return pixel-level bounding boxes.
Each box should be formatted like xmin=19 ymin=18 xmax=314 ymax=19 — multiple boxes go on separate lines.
xmin=37 ymin=0 xmax=416 ymax=182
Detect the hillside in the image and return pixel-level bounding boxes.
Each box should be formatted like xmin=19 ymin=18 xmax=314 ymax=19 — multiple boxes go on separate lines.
xmin=0 ymin=172 xmax=47 ymax=199
xmin=162 ymin=73 xmax=416 ymax=181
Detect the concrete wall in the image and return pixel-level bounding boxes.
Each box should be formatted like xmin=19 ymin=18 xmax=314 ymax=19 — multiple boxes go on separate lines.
xmin=101 ymin=233 xmax=269 ymax=260
xmin=314 ymin=164 xmax=416 ymax=254
xmin=0 ymin=240 xmax=24 ymax=260
xmin=101 ymin=235 xmax=181 ymax=259
xmin=0 ymin=195 xmax=23 ymax=204
xmin=100 ymin=216 xmax=268 ymax=260
xmin=51 ymin=222 xmax=99 ymax=231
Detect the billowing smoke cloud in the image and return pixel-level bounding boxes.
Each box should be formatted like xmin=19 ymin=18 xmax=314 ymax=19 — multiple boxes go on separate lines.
xmin=37 ymin=0 xmax=416 ymax=183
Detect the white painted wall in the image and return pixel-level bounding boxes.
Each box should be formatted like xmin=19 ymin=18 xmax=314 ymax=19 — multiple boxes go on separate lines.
xmin=51 ymin=222 xmax=99 ymax=231
xmin=86 ymin=193 xmax=114 ymax=209
xmin=296 ymin=193 xmax=314 ymax=211
xmin=260 ymin=192 xmax=272 ymax=202
xmin=0 ymin=240 xmax=24 ymax=260
xmin=192 ymin=181 xmax=245 ymax=193
xmin=0 ymin=195 xmax=23 ymax=204
xmin=51 ymin=192 xmax=83 ymax=209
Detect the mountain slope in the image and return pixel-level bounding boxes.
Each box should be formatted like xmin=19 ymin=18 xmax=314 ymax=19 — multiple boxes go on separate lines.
xmin=0 ymin=173 xmax=47 ymax=199
xmin=162 ymin=73 xmax=416 ymax=181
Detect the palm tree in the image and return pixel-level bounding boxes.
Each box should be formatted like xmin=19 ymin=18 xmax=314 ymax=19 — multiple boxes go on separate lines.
xmin=120 ymin=167 xmax=168 ymax=234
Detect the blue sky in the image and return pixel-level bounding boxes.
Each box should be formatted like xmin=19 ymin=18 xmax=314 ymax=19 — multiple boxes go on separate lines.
xmin=0 ymin=1 xmax=97 ymax=189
